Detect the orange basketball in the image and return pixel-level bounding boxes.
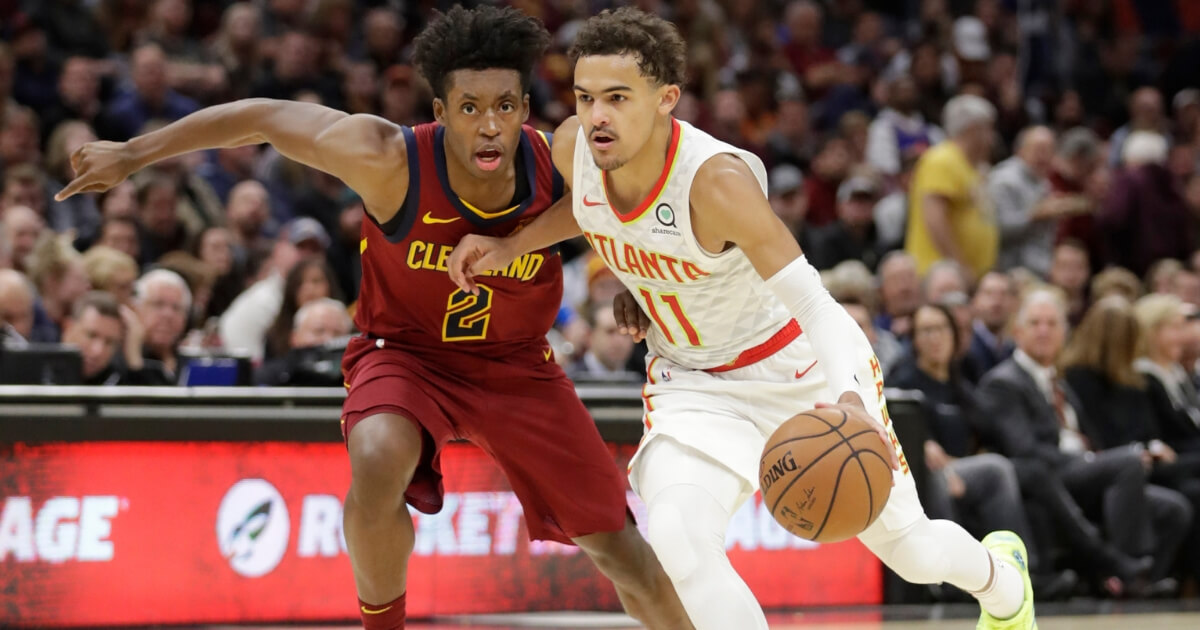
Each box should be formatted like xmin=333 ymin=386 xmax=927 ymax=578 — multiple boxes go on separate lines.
xmin=759 ymin=408 xmax=894 ymax=543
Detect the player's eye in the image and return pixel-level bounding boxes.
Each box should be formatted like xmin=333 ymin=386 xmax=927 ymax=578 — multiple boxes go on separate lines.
xmin=577 ymin=94 xmax=593 ymax=104
xmin=610 ymin=94 xmax=626 ymax=103
xmin=461 ymin=103 xmax=477 ymax=114
xmin=500 ymin=102 xmax=516 ymax=113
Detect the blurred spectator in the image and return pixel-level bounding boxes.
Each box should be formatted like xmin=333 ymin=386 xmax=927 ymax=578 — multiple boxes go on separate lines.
xmin=840 ymin=296 xmax=903 ymax=376
xmin=357 ymin=8 xmax=404 ymax=70
xmin=1146 ymin=259 xmax=1184 ymax=296
xmin=43 ymin=120 xmax=103 ymax=244
xmin=1091 ymin=267 xmax=1143 ymax=304
xmin=568 ymin=300 xmax=640 ymax=383
xmin=585 ymin=252 xmax=626 ymax=308
xmin=136 ymin=0 xmax=227 ymax=100
xmin=61 ymin=291 xmax=126 ymax=385
xmin=1108 ymin=88 xmax=1168 ymax=168
xmin=990 ymin=126 xmax=1082 ymax=276
xmin=866 ymin=74 xmax=943 ymax=177
xmin=96 ymin=216 xmax=141 ymax=262
xmin=888 ymin=303 xmax=1041 ymax=576
xmin=82 ymin=245 xmax=138 ymax=305
xmin=136 ymin=174 xmax=189 ymax=265
xmin=326 ymin=190 xmax=364 ymax=301
xmin=100 ymin=43 xmax=200 ymax=140
xmin=1136 ymin=294 xmax=1200 ymax=455
xmin=193 ymin=225 xmax=242 ymax=320
xmin=208 ymin=2 xmax=263 ymax=101
xmin=218 ymin=236 xmax=299 ymax=361
xmin=803 ymin=136 xmax=852 ymax=228
xmin=196 ymin=145 xmax=261 ymax=204
xmin=1049 ymin=240 xmax=1092 ymax=327
xmin=922 ymin=259 xmax=969 ymax=304
xmin=132 ymin=120 xmax=224 ymax=234
xmin=225 ymin=179 xmax=274 ymax=254
xmin=28 ymin=0 xmax=111 ymax=59
xmin=252 ymin=29 xmax=339 ymax=106
xmin=977 ymin=289 xmax=1176 ymax=595
xmin=254 ymin=297 xmax=353 ymax=387
xmin=1051 ymin=127 xmax=1105 ymax=268
xmin=156 ymin=250 xmax=218 ymax=329
xmin=1100 ymin=132 xmax=1192 ymax=277
xmin=782 ymin=1 xmax=842 ymax=97
xmin=876 ymin=250 xmax=921 ymax=339
xmin=804 ymin=174 xmax=889 ymax=271
xmin=767 ymin=163 xmax=807 ymax=240
xmin=1063 ymin=296 xmax=1197 ymax=587
xmin=906 ymin=94 xmax=997 ymax=280
xmin=98 ymin=180 xmax=138 ymax=221
xmin=263 ymin=257 xmax=341 ymax=360
xmin=765 ymin=98 xmax=815 ymax=170
xmin=0 ymin=105 xmax=41 ymax=170
xmin=380 ymin=64 xmax=422 ymax=126
xmin=0 ymin=205 xmax=47 ymax=274
xmin=25 ymin=232 xmax=90 ymax=343
xmin=963 ymin=271 xmax=1016 ymax=384
xmin=132 ymin=268 xmax=191 ymax=381
xmin=1 ymin=164 xmax=48 ymax=217
xmin=1171 ymin=269 xmax=1200 ymax=308
xmin=39 ymin=57 xmax=104 ymax=144
xmin=0 ymin=268 xmax=35 ymax=342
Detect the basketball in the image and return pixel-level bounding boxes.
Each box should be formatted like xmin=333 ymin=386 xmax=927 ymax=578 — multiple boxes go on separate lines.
xmin=759 ymin=408 xmax=894 ymax=543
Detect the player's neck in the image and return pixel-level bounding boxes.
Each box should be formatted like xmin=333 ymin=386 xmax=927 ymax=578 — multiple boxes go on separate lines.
xmin=443 ymin=140 xmax=517 ymax=213
xmin=604 ymin=116 xmax=674 ymax=208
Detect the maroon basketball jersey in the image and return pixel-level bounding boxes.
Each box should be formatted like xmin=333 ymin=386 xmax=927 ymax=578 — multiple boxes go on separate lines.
xmin=354 ymin=123 xmax=565 ymax=359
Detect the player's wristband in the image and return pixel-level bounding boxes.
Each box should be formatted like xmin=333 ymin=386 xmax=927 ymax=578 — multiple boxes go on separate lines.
xmin=764 ymin=255 xmax=866 ymax=400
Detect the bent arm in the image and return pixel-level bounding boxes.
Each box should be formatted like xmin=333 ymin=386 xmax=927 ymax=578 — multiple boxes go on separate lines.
xmin=500 ymin=116 xmax=585 ymax=255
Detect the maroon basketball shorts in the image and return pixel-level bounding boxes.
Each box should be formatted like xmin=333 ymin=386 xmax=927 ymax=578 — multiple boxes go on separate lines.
xmin=340 ymin=335 xmax=628 ymax=544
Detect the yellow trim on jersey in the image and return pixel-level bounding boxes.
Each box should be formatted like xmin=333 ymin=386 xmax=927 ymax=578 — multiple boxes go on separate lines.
xmin=360 ymin=238 xmax=368 ymax=254
xmin=457 ymin=196 xmax=522 ymax=220
xmin=536 ymin=130 xmax=551 ymax=148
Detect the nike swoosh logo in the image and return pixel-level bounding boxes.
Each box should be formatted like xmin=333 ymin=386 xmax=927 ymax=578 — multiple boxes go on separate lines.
xmin=794 ymin=360 xmax=818 ymax=380
xmin=422 ymin=212 xmax=461 ymax=224
xmin=582 ymin=195 xmax=607 ymax=207
xmin=361 ymin=605 xmax=393 ymax=615
xmin=543 ymin=348 xmax=553 ymax=361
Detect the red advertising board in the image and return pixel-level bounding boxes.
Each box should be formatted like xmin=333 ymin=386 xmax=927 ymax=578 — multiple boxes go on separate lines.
xmin=0 ymin=441 xmax=880 ymax=627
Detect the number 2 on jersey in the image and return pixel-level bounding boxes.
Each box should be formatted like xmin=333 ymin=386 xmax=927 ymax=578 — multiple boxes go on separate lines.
xmin=443 ymin=286 xmax=493 ymax=341
xmin=638 ymin=287 xmax=702 ymax=346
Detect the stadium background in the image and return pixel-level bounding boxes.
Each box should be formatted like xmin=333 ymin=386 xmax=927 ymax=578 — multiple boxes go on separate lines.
xmin=5 ymin=0 xmax=1200 ymax=627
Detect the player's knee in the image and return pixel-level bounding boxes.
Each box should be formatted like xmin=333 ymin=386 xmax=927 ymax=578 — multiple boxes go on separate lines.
xmin=646 ymin=503 xmax=701 ymax=583
xmin=347 ymin=413 xmax=422 ymax=507
xmin=577 ymin=525 xmax=650 ymax=586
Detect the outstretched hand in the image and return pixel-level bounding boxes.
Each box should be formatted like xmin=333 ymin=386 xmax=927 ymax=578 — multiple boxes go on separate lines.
xmin=612 ymin=290 xmax=649 ymax=343
xmin=55 ymin=141 xmax=137 ymax=201
xmin=448 ymin=234 xmax=517 ymax=295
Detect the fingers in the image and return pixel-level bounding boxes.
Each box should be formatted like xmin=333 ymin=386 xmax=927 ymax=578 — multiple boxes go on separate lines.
xmin=55 ymin=177 xmax=89 ymax=202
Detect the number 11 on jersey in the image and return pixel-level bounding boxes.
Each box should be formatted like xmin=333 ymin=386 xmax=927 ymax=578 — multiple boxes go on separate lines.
xmin=638 ymin=287 xmax=702 ymax=347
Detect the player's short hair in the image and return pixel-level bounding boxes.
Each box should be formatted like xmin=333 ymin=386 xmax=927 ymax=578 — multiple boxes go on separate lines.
xmin=411 ymin=5 xmax=550 ymax=101
xmin=569 ymin=7 xmax=688 ymax=88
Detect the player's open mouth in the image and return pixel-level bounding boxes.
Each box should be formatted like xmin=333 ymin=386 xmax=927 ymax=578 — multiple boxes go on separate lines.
xmin=475 ymin=148 xmax=502 ymax=171
xmin=591 ymin=132 xmax=616 ymax=150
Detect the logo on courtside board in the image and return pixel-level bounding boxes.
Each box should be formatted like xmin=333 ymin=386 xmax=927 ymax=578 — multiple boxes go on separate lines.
xmin=216 ymin=479 xmax=290 ymax=577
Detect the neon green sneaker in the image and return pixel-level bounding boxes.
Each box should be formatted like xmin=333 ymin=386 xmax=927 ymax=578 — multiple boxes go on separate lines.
xmin=977 ymin=530 xmax=1037 ymax=630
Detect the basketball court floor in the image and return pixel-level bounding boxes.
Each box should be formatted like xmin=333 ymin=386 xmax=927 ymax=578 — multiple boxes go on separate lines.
xmin=204 ymin=601 xmax=1200 ymax=629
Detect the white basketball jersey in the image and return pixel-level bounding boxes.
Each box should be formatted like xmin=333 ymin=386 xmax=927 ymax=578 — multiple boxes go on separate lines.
xmin=572 ymin=118 xmax=793 ymax=369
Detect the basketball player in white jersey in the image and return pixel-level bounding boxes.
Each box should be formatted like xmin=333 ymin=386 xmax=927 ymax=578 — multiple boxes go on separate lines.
xmin=449 ymin=8 xmax=1035 ymax=630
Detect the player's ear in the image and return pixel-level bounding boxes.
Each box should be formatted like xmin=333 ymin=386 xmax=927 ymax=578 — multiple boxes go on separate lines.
xmin=658 ymin=84 xmax=681 ymax=116
xmin=521 ymin=93 xmax=531 ymax=123
xmin=432 ymin=98 xmax=446 ymax=124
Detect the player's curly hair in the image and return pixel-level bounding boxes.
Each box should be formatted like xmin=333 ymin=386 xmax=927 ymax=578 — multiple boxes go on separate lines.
xmin=568 ymin=7 xmax=688 ymax=88
xmin=412 ymin=5 xmax=551 ymax=101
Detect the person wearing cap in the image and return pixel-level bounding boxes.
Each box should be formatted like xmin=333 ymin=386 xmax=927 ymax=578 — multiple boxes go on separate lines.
xmin=905 ymin=94 xmax=998 ymax=281
xmin=951 ymin=16 xmax=991 ymax=86
xmin=767 ymin=163 xmax=807 ymax=239
xmin=989 ymin=126 xmax=1090 ymax=277
xmin=804 ymin=174 xmax=890 ymax=272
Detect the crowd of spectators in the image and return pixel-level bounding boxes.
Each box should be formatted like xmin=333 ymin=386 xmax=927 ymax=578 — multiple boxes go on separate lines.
xmin=4 ymin=0 xmax=1200 ymax=601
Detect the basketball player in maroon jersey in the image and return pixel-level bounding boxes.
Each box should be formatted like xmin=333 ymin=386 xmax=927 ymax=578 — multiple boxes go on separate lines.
xmin=56 ymin=7 xmax=690 ymax=630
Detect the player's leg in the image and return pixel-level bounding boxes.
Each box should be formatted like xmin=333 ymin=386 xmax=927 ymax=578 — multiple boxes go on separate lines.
xmin=572 ymin=518 xmax=694 ymax=630
xmin=343 ymin=412 xmax=423 ymax=630
xmin=634 ymin=437 xmax=768 ymax=630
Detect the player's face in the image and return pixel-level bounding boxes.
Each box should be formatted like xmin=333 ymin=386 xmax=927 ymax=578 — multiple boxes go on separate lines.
xmin=435 ymin=69 xmax=529 ymax=179
xmin=574 ymin=54 xmax=679 ymax=171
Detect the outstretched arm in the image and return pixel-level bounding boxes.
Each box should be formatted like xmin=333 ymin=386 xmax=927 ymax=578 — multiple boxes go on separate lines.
xmin=690 ymin=154 xmax=899 ymax=470
xmin=58 ymin=98 xmax=409 ymax=223
xmin=448 ymin=117 xmax=584 ymax=294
